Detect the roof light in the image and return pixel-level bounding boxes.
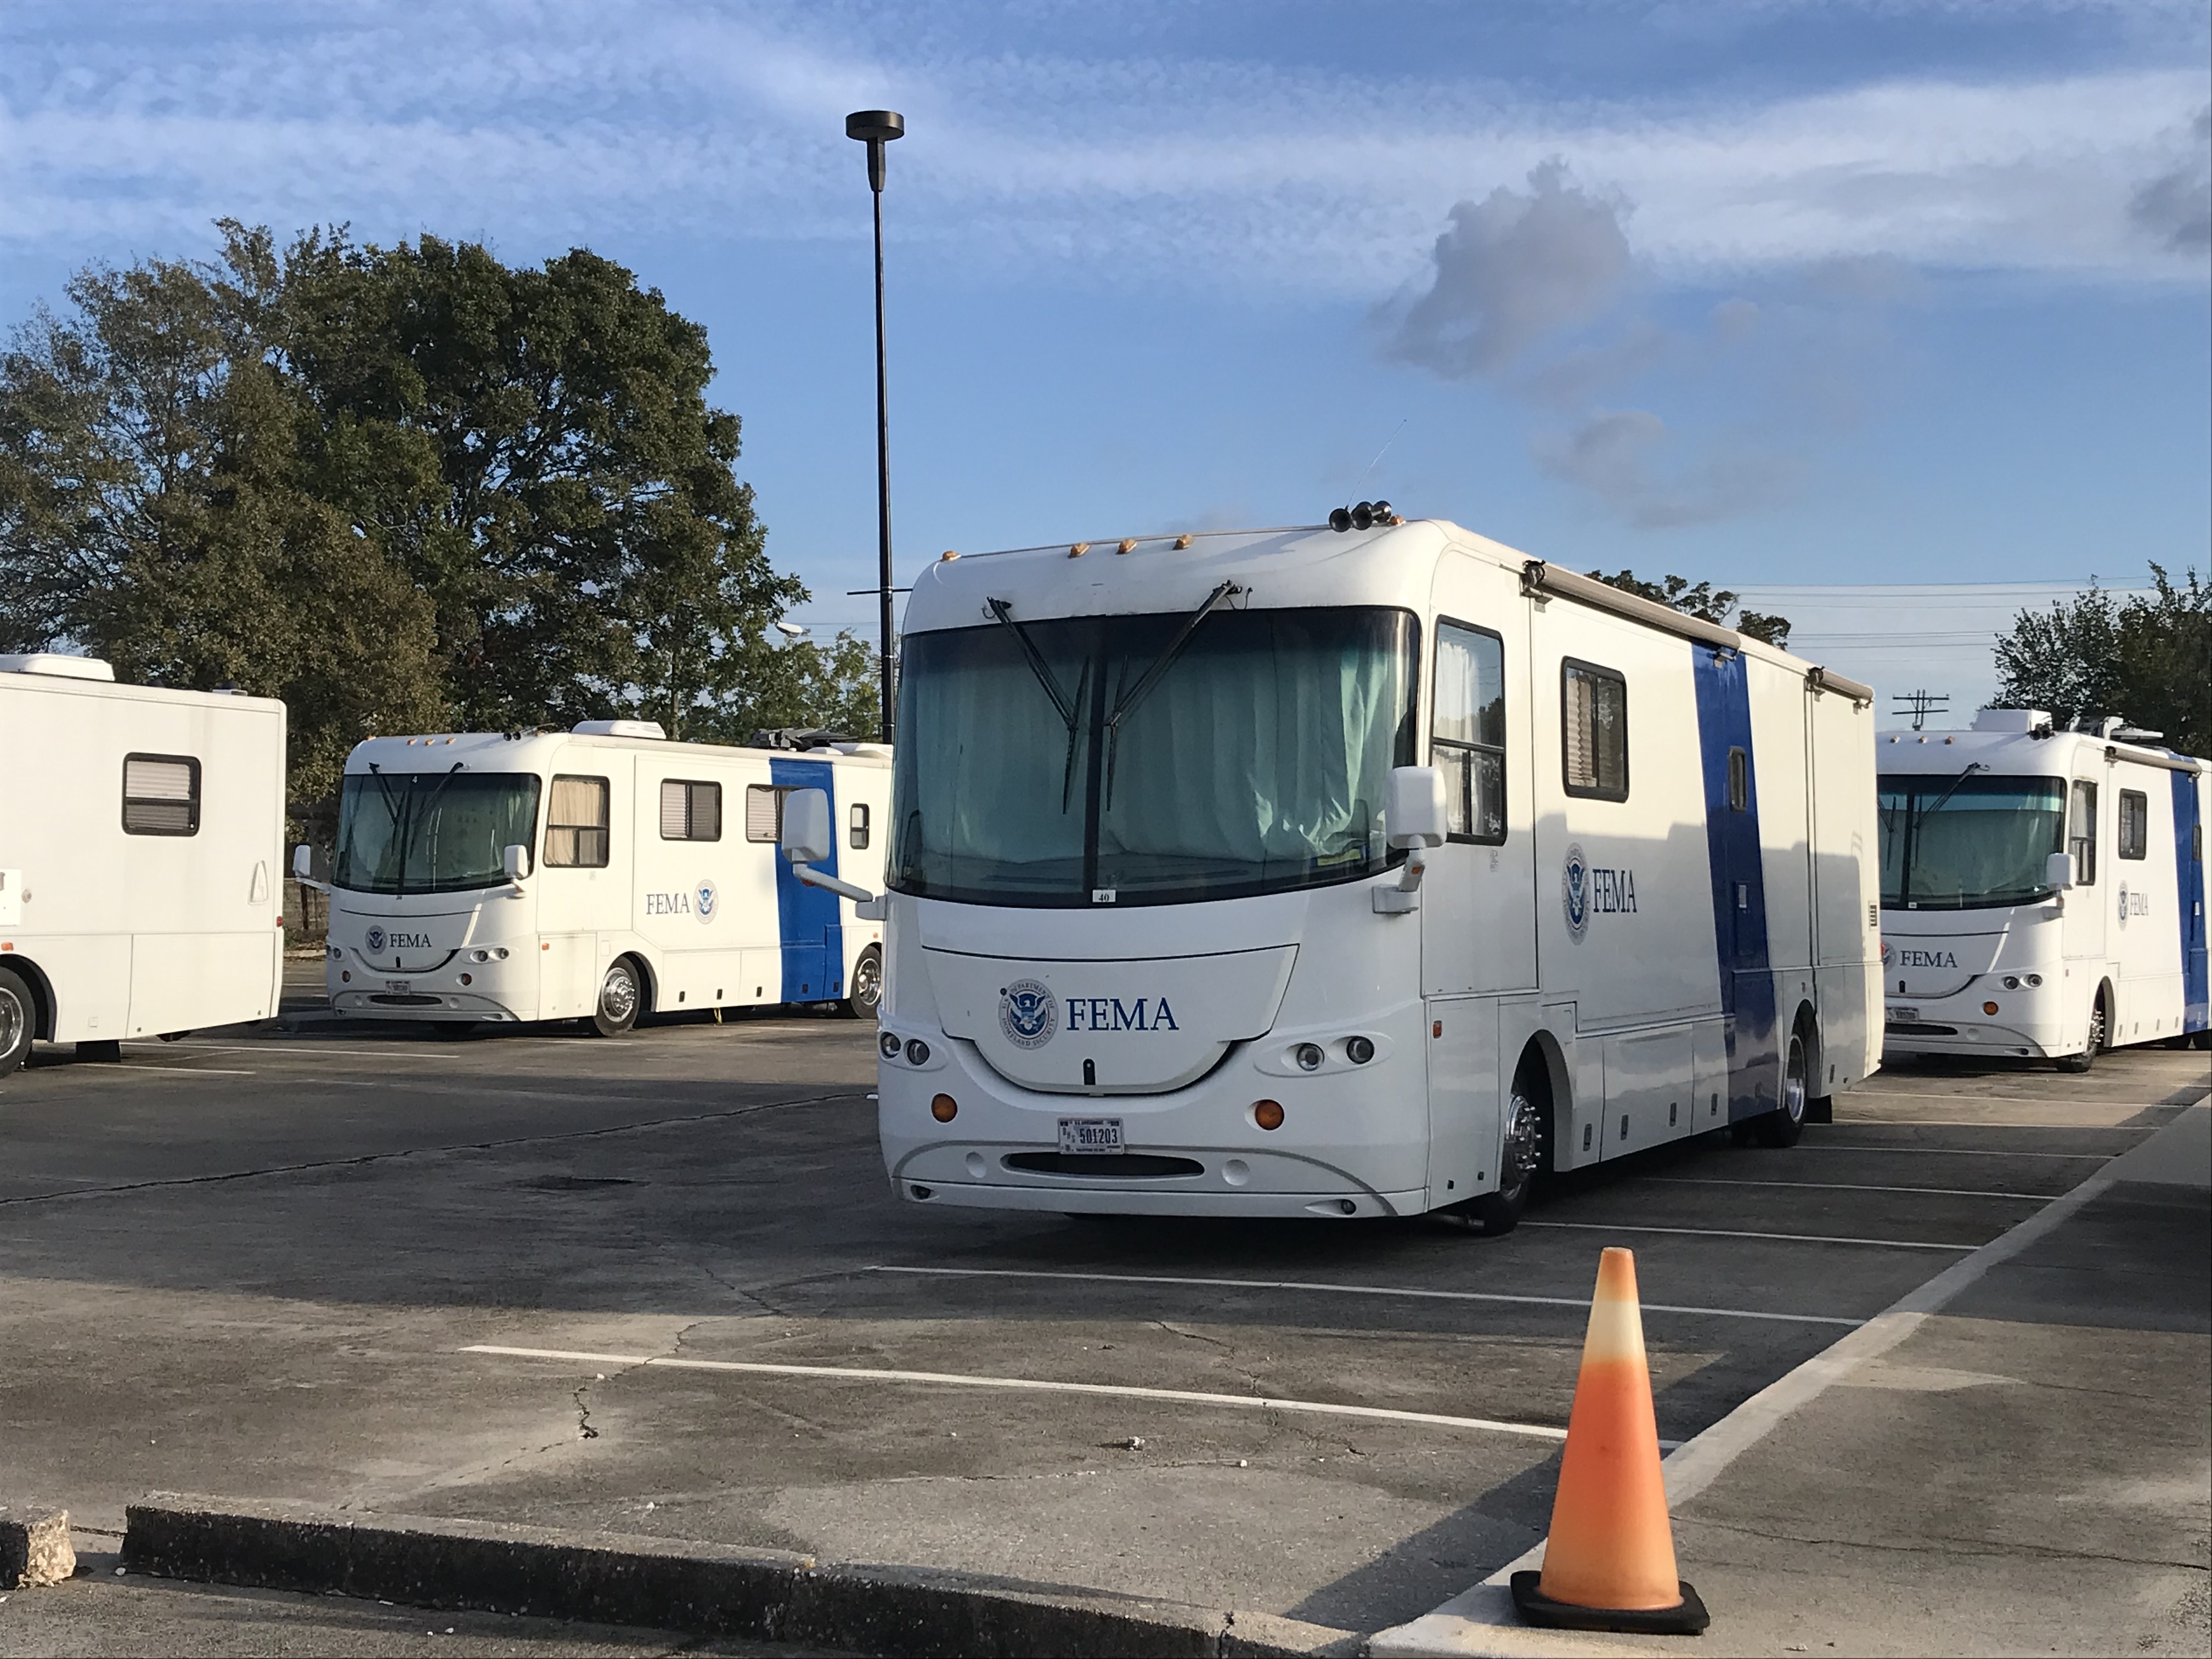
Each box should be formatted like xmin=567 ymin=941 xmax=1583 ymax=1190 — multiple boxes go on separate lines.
xmin=1118 ymin=539 xmax=1137 ymax=554
xmin=1068 ymin=541 xmax=1090 ymax=558
xmin=1174 ymin=534 xmax=1193 ymax=549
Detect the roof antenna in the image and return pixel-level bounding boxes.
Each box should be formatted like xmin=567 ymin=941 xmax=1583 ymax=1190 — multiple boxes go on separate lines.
xmin=1354 ymin=419 xmax=1408 ymax=497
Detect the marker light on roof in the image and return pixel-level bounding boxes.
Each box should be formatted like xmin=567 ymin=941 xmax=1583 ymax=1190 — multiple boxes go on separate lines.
xmin=1118 ymin=539 xmax=1137 ymax=554
xmin=1174 ymin=534 xmax=1193 ymax=549
xmin=1068 ymin=541 xmax=1090 ymax=558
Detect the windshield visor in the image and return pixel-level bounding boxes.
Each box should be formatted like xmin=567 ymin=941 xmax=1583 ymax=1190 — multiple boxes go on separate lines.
xmin=891 ymin=606 xmax=1419 ymax=907
xmin=1878 ymin=774 xmax=2064 ymax=910
xmin=334 ymin=771 xmax=543 ymax=895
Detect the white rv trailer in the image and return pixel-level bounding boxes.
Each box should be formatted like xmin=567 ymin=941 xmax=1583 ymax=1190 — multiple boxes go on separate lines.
xmin=0 ymin=654 xmax=286 ymax=1072
xmin=313 ymin=724 xmax=891 ymax=1032
xmin=1878 ymin=710 xmax=2210 ymax=1068
xmin=854 ymin=516 xmax=1883 ymax=1227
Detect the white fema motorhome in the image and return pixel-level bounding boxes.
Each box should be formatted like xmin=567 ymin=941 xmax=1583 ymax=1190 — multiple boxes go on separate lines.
xmin=851 ymin=515 xmax=1883 ymax=1228
xmin=311 ymin=724 xmax=891 ymax=1033
xmin=1878 ymin=710 xmax=2210 ymax=1068
xmin=0 ymin=654 xmax=286 ymax=1071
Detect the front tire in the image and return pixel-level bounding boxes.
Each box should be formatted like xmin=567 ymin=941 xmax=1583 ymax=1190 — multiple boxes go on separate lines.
xmin=590 ymin=958 xmax=642 ymax=1037
xmin=844 ymin=946 xmax=883 ymax=1020
xmin=1463 ymin=1066 xmax=1548 ymax=1236
xmin=2057 ymin=994 xmax=2107 ymax=1074
xmin=0 ymin=966 xmax=35 ymax=1073
xmin=1753 ymin=1027 xmax=1811 ymax=1147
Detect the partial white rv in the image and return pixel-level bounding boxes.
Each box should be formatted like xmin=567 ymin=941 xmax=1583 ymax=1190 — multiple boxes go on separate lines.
xmin=1878 ymin=709 xmax=2210 ymax=1068
xmin=311 ymin=724 xmax=891 ymax=1032
xmin=0 ymin=654 xmax=286 ymax=1071
xmin=850 ymin=516 xmax=1883 ymax=1227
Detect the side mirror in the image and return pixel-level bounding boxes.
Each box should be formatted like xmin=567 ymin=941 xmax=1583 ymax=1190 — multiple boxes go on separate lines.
xmin=780 ymin=787 xmax=832 ymax=866
xmin=1386 ymin=766 xmax=1448 ymax=850
xmin=2045 ymin=850 xmax=2076 ymax=893
xmin=292 ymin=844 xmax=314 ymax=881
xmin=503 ymin=843 xmax=532 ymax=882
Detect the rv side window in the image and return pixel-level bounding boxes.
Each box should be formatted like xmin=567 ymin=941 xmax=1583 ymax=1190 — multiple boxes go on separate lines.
xmin=850 ymin=802 xmax=871 ymax=849
xmin=659 ymin=779 xmax=723 ymax=842
xmin=2068 ymin=780 xmax=2097 ymax=886
xmin=122 ymin=754 xmax=201 ymax=836
xmin=1727 ymin=747 xmax=1748 ymax=812
xmin=545 ymin=775 xmax=611 ymax=867
xmin=745 ymin=784 xmax=786 ymax=843
xmin=1432 ymin=621 xmax=1506 ymax=843
xmin=2117 ymin=789 xmax=2147 ymax=860
xmin=1561 ymin=660 xmax=1629 ymax=802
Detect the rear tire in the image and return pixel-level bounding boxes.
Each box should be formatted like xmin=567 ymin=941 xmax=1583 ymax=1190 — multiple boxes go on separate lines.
xmin=1463 ymin=1063 xmax=1549 ymax=1236
xmin=590 ymin=958 xmax=642 ymax=1037
xmin=0 ymin=966 xmax=34 ymax=1073
xmin=1753 ymin=1026 xmax=1811 ymax=1148
xmin=844 ymin=946 xmax=883 ymax=1020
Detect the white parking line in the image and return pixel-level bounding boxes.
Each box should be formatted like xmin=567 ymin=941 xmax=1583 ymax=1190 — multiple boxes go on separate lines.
xmin=139 ymin=1042 xmax=455 ymax=1062
xmin=1522 ymin=1220 xmax=1976 ymax=1251
xmin=1849 ymin=1089 xmax=2160 ymax=1107
xmin=459 ymin=1344 xmax=1573 ymax=1442
xmin=1649 ymin=1176 xmax=2051 ymax=1201
xmin=71 ymin=1065 xmax=261 ymax=1077
xmin=1808 ymin=1144 xmax=2112 ymax=1160
xmin=868 ymin=1265 xmax=1864 ymax=1327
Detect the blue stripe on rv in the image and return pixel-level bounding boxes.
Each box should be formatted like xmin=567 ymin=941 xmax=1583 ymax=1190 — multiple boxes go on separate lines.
xmin=1691 ymin=648 xmax=1780 ymax=1119
xmin=770 ymin=757 xmax=844 ymax=1003
xmin=2174 ymin=771 xmax=2208 ymax=1034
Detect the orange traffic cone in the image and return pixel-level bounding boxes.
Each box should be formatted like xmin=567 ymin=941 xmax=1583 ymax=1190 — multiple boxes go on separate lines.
xmin=1510 ymin=1247 xmax=1709 ymax=1635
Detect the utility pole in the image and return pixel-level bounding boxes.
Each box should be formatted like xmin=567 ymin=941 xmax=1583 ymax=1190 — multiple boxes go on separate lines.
xmin=846 ymin=109 xmax=905 ymax=743
xmin=1891 ymin=690 xmax=1949 ymax=732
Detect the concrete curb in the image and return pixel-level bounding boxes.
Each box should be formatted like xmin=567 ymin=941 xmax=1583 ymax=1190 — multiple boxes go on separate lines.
xmin=122 ymin=1495 xmax=1361 ymax=1658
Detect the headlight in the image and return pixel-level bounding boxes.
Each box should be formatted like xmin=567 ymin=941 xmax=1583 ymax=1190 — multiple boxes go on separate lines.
xmin=2001 ymin=975 xmax=2019 ymax=990
xmin=1346 ymin=1035 xmax=1376 ymax=1064
xmin=905 ymin=1038 xmax=932 ymax=1066
xmin=2024 ymin=973 xmax=2042 ymax=986
xmin=328 ymin=945 xmax=342 ymax=960
xmin=880 ymin=1031 xmax=902 ymax=1059
xmin=1295 ymin=1042 xmax=1324 ymax=1071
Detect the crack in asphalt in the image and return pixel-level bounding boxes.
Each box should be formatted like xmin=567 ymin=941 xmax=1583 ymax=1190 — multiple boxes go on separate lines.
xmin=1686 ymin=1515 xmax=2210 ymax=1571
xmin=0 ymin=1091 xmax=864 ymax=1208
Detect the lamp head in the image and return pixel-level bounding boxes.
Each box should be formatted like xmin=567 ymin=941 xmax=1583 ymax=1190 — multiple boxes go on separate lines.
xmin=847 ymin=110 xmax=905 ymax=190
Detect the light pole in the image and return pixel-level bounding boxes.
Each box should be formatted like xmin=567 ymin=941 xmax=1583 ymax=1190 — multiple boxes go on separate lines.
xmin=847 ymin=109 xmax=905 ymax=743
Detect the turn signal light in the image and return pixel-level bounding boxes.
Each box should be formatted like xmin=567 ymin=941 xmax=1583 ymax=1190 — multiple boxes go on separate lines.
xmin=1254 ymin=1099 xmax=1284 ymax=1131
xmin=931 ymin=1094 xmax=958 ymax=1122
xmin=1983 ymin=1001 xmax=2000 ymax=1015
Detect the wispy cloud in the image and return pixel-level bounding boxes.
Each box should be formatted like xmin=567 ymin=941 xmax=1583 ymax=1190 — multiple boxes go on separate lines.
xmin=1 ymin=1 xmax=2206 ymax=297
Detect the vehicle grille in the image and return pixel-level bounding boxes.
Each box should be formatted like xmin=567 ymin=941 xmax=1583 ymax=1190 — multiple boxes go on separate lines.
xmin=1002 ymin=1153 xmax=1207 ymax=1179
xmin=369 ymin=994 xmax=443 ymax=1007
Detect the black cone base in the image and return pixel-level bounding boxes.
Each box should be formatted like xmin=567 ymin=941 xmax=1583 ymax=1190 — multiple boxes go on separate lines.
xmin=1510 ymin=1571 xmax=1710 ymax=1635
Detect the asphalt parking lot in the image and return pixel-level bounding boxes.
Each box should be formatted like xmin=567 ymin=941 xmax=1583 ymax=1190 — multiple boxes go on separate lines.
xmin=2 ymin=978 xmax=2205 ymax=1646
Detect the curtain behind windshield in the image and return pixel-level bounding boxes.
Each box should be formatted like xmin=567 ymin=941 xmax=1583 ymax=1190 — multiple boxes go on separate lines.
xmin=1878 ymin=775 xmax=2064 ymax=910
xmin=893 ymin=607 xmax=1416 ymax=907
xmin=334 ymin=772 xmax=543 ymax=895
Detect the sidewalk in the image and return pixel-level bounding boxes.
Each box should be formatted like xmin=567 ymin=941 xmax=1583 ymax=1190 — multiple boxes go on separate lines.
xmin=1377 ymin=1101 xmax=2212 ymax=1658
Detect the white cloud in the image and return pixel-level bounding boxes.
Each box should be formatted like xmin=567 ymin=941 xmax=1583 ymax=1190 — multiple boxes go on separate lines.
xmin=1532 ymin=409 xmax=1802 ymax=529
xmin=0 ymin=1 xmax=2205 ymax=298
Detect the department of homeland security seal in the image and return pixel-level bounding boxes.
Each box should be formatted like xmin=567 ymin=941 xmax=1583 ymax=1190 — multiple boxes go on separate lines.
xmin=365 ymin=925 xmax=387 ymax=953
xmin=696 ymin=879 xmax=718 ymax=923
xmin=1561 ymin=843 xmax=1591 ymax=940
xmin=2117 ymin=881 xmax=2128 ymax=926
xmin=999 ymin=979 xmax=1058 ymax=1049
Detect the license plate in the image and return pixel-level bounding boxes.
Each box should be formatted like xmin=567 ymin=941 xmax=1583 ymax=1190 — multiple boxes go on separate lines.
xmin=1889 ymin=1006 xmax=1920 ymax=1023
xmin=387 ymin=980 xmax=413 ymax=994
xmin=1058 ymin=1118 xmax=1124 ymax=1155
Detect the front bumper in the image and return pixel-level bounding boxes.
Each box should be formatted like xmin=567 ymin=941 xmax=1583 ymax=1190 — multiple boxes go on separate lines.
xmin=330 ymin=988 xmax=524 ymax=1023
xmin=1882 ymin=989 xmax=2066 ymax=1059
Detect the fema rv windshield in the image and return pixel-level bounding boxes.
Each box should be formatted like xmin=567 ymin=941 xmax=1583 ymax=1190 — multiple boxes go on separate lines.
xmin=1878 ymin=773 xmax=2065 ymax=911
xmin=889 ymin=605 xmax=1419 ymax=908
xmin=332 ymin=770 xmax=543 ymax=895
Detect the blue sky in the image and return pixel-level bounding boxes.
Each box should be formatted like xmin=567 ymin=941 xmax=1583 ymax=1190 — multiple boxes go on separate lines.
xmin=3 ymin=1 xmax=2206 ymax=713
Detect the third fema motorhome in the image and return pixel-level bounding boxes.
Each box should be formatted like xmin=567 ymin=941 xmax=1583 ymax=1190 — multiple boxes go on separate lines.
xmin=315 ymin=724 xmax=890 ymax=1033
xmin=862 ymin=515 xmax=1883 ymax=1228
xmin=1878 ymin=709 xmax=2210 ymax=1067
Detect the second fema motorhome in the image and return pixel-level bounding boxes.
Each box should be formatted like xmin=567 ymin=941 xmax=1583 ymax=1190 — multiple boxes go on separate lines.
xmin=1879 ymin=710 xmax=2210 ymax=1067
xmin=312 ymin=724 xmax=890 ymax=1032
xmin=0 ymin=654 xmax=286 ymax=1071
xmin=855 ymin=514 xmax=1883 ymax=1228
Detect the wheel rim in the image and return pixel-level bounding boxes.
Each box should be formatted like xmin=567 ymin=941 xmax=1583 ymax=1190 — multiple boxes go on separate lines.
xmin=851 ymin=952 xmax=882 ymax=1006
xmin=600 ymin=964 xmax=639 ymax=1024
xmin=1499 ymin=1088 xmax=1540 ymax=1190
xmin=1782 ymin=1035 xmax=1808 ymax=1125
xmin=0 ymin=987 xmax=25 ymax=1057
xmin=2087 ymin=1000 xmax=2106 ymax=1052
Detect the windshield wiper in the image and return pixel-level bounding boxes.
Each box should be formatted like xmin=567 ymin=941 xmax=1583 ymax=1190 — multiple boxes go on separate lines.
xmin=1912 ymin=763 xmax=1987 ymax=825
xmin=988 ymin=597 xmax=1091 ymax=811
xmin=1102 ymin=580 xmax=1243 ymax=807
xmin=397 ymin=762 xmax=467 ymax=893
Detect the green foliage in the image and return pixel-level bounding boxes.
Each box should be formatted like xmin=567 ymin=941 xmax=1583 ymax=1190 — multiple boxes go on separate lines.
xmin=1584 ymin=568 xmax=1792 ymax=650
xmin=1992 ymin=568 xmax=2211 ymax=753
xmin=0 ymin=222 xmax=879 ymax=811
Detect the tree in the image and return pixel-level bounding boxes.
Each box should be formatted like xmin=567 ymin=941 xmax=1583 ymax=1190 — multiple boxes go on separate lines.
xmin=1585 ymin=568 xmax=1791 ymax=650
xmin=0 ymin=238 xmax=442 ymax=809
xmin=1992 ymin=568 xmax=2210 ymax=752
